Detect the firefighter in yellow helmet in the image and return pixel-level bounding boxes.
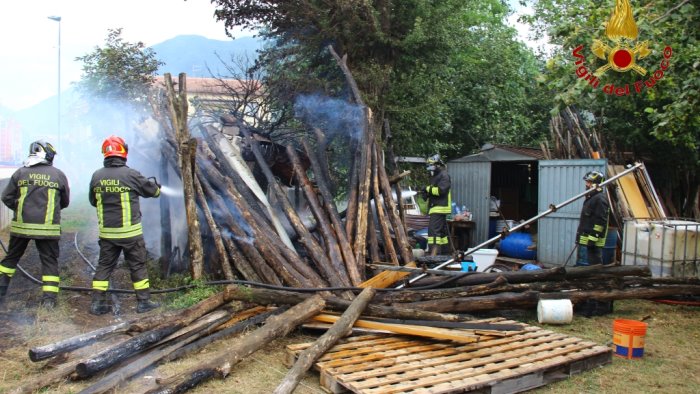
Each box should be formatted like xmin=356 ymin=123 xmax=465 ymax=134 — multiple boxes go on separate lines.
xmin=422 ymin=154 xmax=451 ymax=256
xmin=88 ymin=135 xmax=161 ymax=315
xmin=0 ymin=140 xmax=70 ymax=308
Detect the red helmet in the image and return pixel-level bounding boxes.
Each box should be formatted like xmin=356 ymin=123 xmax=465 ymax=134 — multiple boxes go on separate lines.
xmin=101 ymin=135 xmax=128 ymax=159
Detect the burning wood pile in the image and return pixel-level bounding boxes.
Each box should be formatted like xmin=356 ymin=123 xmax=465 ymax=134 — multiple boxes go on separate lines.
xmin=156 ymin=55 xmax=414 ymax=290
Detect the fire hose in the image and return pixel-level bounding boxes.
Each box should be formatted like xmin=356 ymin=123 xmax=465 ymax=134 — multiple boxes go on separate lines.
xmin=0 ymin=236 xmax=467 ymax=294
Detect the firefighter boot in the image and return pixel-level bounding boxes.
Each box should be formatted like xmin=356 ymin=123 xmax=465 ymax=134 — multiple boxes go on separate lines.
xmin=0 ymin=274 xmax=10 ymax=305
xmin=40 ymin=293 xmax=57 ymax=309
xmin=135 ymin=290 xmax=160 ymax=313
xmin=89 ymin=291 xmax=111 ymax=315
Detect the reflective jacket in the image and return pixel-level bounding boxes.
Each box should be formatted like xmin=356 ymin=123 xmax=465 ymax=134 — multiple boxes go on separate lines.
xmin=1 ymin=163 xmax=70 ymax=239
xmin=577 ymin=187 xmax=610 ymax=247
xmin=426 ymin=167 xmax=451 ymax=215
xmin=89 ymin=158 xmax=160 ymax=240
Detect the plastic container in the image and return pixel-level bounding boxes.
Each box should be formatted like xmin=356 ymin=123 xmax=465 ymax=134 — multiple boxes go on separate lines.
xmin=460 ymin=261 xmax=477 ymax=272
xmin=613 ymin=319 xmax=648 ymax=359
xmin=537 ymin=299 xmax=573 ymax=324
xmin=622 ymin=219 xmax=700 ymax=278
xmin=500 ymin=232 xmax=537 ymax=260
xmin=471 ymin=249 xmax=499 ymax=271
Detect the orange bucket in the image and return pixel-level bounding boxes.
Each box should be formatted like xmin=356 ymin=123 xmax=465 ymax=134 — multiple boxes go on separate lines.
xmin=613 ymin=319 xmax=647 ymax=359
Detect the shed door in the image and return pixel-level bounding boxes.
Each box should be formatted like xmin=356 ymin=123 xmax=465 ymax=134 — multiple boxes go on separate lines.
xmin=447 ymin=161 xmax=491 ymax=246
xmin=537 ymin=159 xmax=607 ymax=266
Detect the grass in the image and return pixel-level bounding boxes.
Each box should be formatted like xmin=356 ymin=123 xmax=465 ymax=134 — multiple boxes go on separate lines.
xmin=527 ymin=299 xmax=700 ymax=393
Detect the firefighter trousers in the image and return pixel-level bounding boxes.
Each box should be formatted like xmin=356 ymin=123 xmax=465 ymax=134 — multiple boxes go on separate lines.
xmin=92 ymin=237 xmax=150 ymax=297
xmin=427 ymin=213 xmax=449 ymax=254
xmin=0 ymin=236 xmax=60 ymax=297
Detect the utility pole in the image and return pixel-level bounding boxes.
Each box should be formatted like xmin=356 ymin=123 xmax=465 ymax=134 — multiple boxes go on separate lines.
xmin=48 ymin=16 xmax=61 ymax=152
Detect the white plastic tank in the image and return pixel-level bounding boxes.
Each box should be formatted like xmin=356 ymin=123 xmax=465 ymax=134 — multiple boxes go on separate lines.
xmin=622 ymin=219 xmax=700 ymax=278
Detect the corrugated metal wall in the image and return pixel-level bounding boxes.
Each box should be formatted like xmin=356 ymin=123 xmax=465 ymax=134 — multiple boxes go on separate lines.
xmin=447 ymin=161 xmax=491 ymax=246
xmin=538 ymin=159 xmax=607 ymax=266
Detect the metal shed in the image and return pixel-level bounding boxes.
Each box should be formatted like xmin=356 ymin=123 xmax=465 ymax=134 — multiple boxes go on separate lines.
xmin=447 ymin=144 xmax=606 ymax=265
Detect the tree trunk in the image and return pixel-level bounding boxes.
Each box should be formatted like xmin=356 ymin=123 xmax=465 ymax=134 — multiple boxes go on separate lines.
xmin=194 ymin=173 xmax=234 ymax=280
xmin=370 ymin=144 xmax=399 ymax=266
xmin=159 ymin=147 xmax=173 ymax=275
xmin=163 ymin=73 xmax=203 ymax=279
xmin=398 ymin=285 xmax=700 ymax=313
xmin=274 ymin=288 xmax=375 ymax=394
xmin=29 ymin=321 xmax=131 ymax=362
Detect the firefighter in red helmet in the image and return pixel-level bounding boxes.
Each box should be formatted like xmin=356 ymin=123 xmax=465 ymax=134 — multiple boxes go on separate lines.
xmin=88 ymin=135 xmax=161 ymax=314
xmin=0 ymin=140 xmax=70 ymax=308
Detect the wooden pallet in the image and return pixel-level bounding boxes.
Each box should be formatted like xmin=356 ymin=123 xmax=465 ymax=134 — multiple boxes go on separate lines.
xmin=286 ymin=320 xmax=612 ymax=393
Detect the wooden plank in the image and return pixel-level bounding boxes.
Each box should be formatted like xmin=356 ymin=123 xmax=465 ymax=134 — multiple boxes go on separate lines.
xmin=613 ymin=165 xmax=651 ymax=218
xmin=287 ymin=320 xmax=612 ymax=394
xmin=359 ymin=262 xmax=416 ymax=288
xmin=312 ymin=313 xmax=481 ymax=343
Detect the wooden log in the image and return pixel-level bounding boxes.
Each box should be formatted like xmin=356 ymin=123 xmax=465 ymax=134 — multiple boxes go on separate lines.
xmin=398 ymin=285 xmax=700 ymax=313
xmin=150 ymin=295 xmax=327 ymax=394
xmin=312 ymin=128 xmax=334 ymax=195
xmin=162 ymin=307 xmax=287 ymax=363
xmin=344 ymin=144 xmax=360 ymax=245
xmin=375 ymin=142 xmax=413 ymax=265
xmin=240 ymin=128 xmax=335 ymax=287
xmin=352 ymin=108 xmax=374 ymax=269
xmin=286 ymin=144 xmax=350 ymax=287
xmin=220 ymin=285 xmax=461 ymax=322
xmin=29 ymin=320 xmax=131 ymax=362
xmin=370 ymin=143 xmax=399 ymax=266
xmin=158 ymin=143 xmax=173 ymax=274
xmin=302 ymin=138 xmax=361 ymax=285
xmin=194 ymin=173 xmax=235 ymax=280
xmin=367 ymin=206 xmax=381 ymax=265
xmin=78 ymin=311 xmax=232 ymax=394
xmin=164 ymin=73 xmax=204 ymax=279
xmin=274 ymin=288 xmax=376 ymax=394
xmin=412 ymin=264 xmax=650 ymax=288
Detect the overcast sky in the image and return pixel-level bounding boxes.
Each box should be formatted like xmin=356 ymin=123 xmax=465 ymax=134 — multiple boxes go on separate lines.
xmin=0 ymin=0 xmax=251 ymax=111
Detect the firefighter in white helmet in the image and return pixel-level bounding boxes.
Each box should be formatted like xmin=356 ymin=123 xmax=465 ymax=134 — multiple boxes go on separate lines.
xmin=576 ymin=170 xmax=610 ymax=265
xmin=0 ymin=140 xmax=70 ymax=308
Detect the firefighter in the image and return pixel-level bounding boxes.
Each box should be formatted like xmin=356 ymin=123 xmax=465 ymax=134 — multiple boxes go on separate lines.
xmin=88 ymin=135 xmax=161 ymax=315
xmin=0 ymin=140 xmax=70 ymax=308
xmin=422 ymin=154 xmax=451 ymax=256
xmin=576 ymin=170 xmax=610 ymax=266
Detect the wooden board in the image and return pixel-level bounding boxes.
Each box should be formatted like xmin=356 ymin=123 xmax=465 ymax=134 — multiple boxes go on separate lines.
xmin=359 ymin=261 xmax=416 ymax=288
xmin=610 ymin=165 xmax=650 ymax=218
xmin=287 ymin=319 xmax=612 ymax=393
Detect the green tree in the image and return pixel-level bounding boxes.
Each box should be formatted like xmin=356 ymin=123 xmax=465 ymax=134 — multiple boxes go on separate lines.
xmin=211 ymin=0 xmax=551 ymax=161
xmin=76 ymin=28 xmax=163 ymax=106
xmin=521 ymin=0 xmax=699 ymax=217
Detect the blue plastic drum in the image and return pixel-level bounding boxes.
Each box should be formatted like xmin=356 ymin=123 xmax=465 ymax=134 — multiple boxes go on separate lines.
xmin=499 ymin=232 xmax=536 ymax=260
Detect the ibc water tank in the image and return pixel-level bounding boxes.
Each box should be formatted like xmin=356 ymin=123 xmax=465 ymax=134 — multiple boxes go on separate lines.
xmin=500 ymin=232 xmax=536 ymax=260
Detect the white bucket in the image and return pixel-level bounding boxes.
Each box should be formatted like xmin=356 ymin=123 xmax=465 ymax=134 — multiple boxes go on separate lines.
xmin=537 ymin=299 xmax=573 ymax=325
xmin=471 ymin=249 xmax=499 ymax=272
